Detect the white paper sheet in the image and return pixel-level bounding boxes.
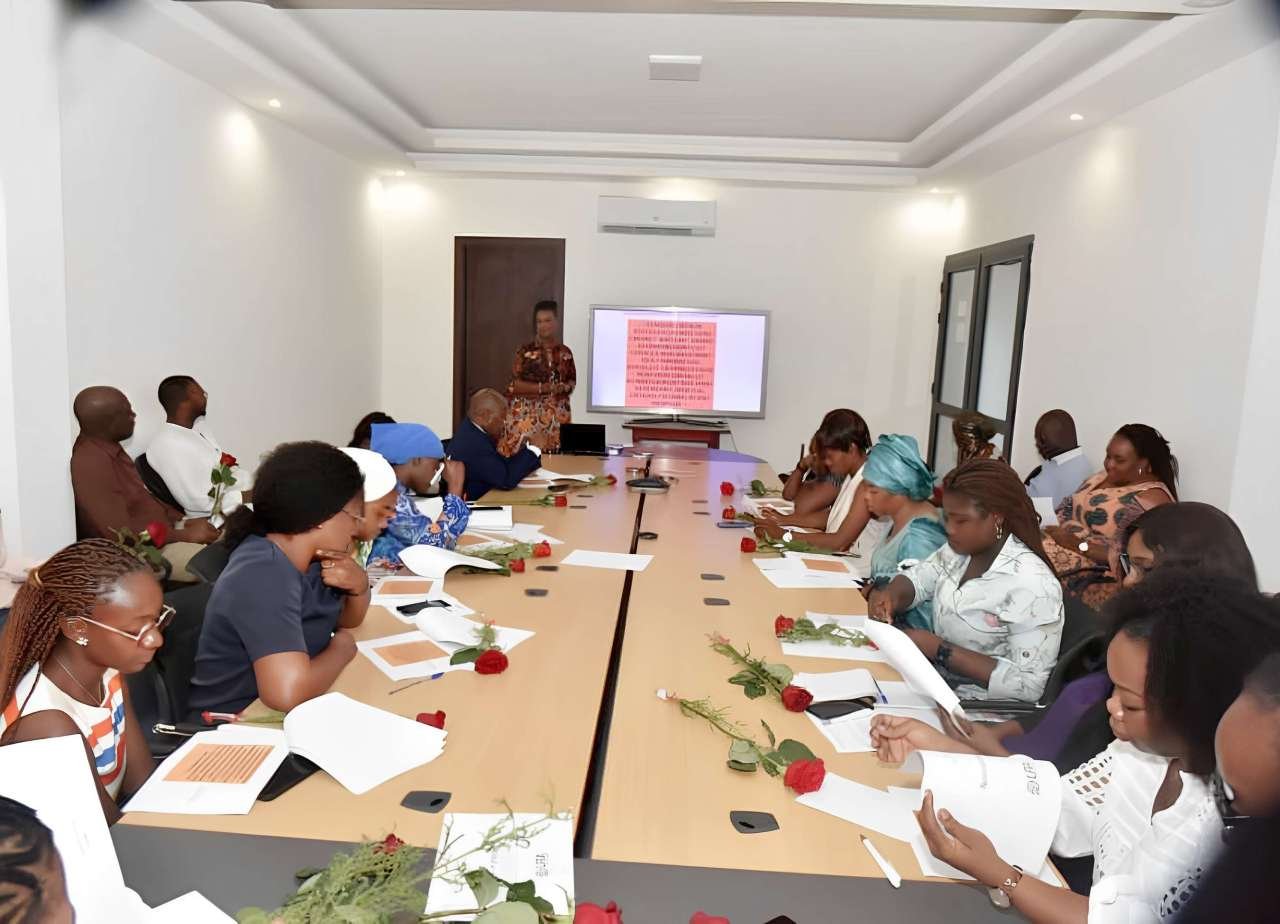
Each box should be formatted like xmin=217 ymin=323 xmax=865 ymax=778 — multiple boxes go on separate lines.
xmin=1031 ymin=496 xmax=1059 ymax=527
xmin=284 ymin=692 xmax=447 ymax=795
xmin=399 ymin=544 xmax=503 ymax=580
xmin=520 ymin=467 xmax=594 ymax=486
xmin=412 ymin=611 xmax=535 ymax=657
xmin=423 ymin=813 xmax=575 ymax=920
xmin=371 ymin=577 xmax=476 ymax=623
xmin=905 ymin=750 xmax=1062 ymax=875
xmin=795 ymin=772 xmax=918 ymax=842
xmin=356 ymin=630 xmax=463 ymax=681
xmin=503 ymin=523 xmax=564 ymax=546
xmin=124 ymin=726 xmax=289 ymax=815
xmin=466 ymin=506 xmax=514 ymax=531
xmin=0 ymin=736 xmax=130 ymax=923
xmin=791 ymin=668 xmax=881 ymax=703
xmin=877 ymin=681 xmax=934 ymax=710
xmin=414 ymin=496 xmax=446 ymax=520
xmin=149 ymin=892 xmax=236 ymax=922
xmin=561 ymin=549 xmax=653 ymax=572
xmin=806 ymin=706 xmax=944 ymax=754
xmin=778 ymin=613 xmax=887 ymax=663
xmin=861 ymin=620 xmax=965 ymax=723
xmin=741 ymin=496 xmax=794 ymax=518
xmin=753 ymin=553 xmax=865 ymax=589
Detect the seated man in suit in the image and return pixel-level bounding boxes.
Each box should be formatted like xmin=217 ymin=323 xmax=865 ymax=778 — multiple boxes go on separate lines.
xmin=146 ymin=375 xmax=249 ymax=525
xmin=69 ymin=386 xmax=218 ymax=580
xmin=447 ymin=388 xmax=544 ymax=500
xmin=1024 ymin=409 xmax=1094 ymax=509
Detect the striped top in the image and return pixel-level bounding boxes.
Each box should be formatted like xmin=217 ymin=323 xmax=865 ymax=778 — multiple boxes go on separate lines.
xmin=1 ymin=665 xmax=128 ymax=799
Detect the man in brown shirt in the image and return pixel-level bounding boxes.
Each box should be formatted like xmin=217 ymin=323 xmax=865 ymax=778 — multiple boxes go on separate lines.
xmin=70 ymin=386 xmax=218 ymax=576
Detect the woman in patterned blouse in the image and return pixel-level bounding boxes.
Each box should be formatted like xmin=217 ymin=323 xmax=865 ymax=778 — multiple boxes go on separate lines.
xmin=500 ymin=300 xmax=576 ymax=456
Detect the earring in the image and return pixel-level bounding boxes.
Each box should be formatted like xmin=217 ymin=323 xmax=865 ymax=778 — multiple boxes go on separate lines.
xmin=995 ymin=523 xmax=1005 ymax=541
xmin=74 ymin=636 xmax=88 ymax=647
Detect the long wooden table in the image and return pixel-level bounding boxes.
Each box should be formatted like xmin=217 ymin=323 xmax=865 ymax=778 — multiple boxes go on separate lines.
xmin=123 ymin=455 xmax=639 ymax=845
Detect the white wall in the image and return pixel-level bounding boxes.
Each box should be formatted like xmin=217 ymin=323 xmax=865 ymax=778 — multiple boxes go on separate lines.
xmin=959 ymin=43 xmax=1280 ymax=511
xmin=379 ymin=176 xmax=963 ymax=472
xmin=57 ymin=21 xmax=383 ymax=478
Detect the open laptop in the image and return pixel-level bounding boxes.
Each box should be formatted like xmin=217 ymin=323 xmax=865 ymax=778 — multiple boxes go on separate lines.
xmin=559 ymin=423 xmax=608 ymax=456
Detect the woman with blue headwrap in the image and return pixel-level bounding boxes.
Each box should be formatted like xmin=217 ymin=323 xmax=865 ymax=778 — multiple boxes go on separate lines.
xmin=861 ymin=435 xmax=946 ymax=631
xmin=367 ymin=423 xmax=471 ymax=565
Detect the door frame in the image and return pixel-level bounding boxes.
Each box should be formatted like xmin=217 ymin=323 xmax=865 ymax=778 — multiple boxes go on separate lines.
xmin=452 ymin=236 xmax=567 ymax=430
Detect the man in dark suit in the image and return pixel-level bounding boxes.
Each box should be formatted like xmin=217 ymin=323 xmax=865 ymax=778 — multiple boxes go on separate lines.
xmin=447 ymin=388 xmax=545 ymax=500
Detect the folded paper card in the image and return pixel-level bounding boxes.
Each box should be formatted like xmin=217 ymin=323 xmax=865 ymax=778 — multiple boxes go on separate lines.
xmin=423 ymin=813 xmax=575 ymax=921
xmin=561 ymin=550 xmax=653 ymax=572
xmin=399 ymin=544 xmax=503 ymax=581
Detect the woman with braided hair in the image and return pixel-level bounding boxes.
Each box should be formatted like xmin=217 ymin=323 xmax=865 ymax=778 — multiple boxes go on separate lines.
xmin=0 ymin=795 xmax=73 ymax=923
xmin=0 ymin=539 xmax=166 ymax=822
xmin=868 ymin=459 xmax=1064 ymax=703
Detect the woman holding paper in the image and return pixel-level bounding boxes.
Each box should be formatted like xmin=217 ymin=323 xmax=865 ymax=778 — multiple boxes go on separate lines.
xmin=187 ymin=442 xmax=371 ymax=716
xmin=876 ymin=573 xmax=1280 ymax=923
xmin=366 ymin=422 xmax=469 ymax=565
xmin=500 ymin=300 xmax=576 ymax=455
xmin=0 ymin=539 xmax=164 ymax=823
xmin=867 ymin=459 xmax=1063 ymax=703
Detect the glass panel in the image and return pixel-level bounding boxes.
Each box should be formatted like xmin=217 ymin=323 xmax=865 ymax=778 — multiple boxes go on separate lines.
xmin=976 ymin=261 xmax=1022 ymax=419
xmin=932 ymin=412 xmax=958 ymax=477
xmin=990 ymin=431 xmax=1006 ymax=462
xmin=938 ymin=269 xmax=975 ymax=407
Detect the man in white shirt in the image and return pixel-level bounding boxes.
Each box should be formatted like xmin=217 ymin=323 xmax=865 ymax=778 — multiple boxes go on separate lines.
xmin=145 ymin=376 xmax=248 ymax=523
xmin=1024 ymin=409 xmax=1094 ymax=509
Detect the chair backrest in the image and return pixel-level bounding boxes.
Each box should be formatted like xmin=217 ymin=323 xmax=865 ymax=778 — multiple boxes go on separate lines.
xmin=186 ymin=541 xmax=232 ymax=584
xmin=154 ymin=581 xmax=212 ymax=722
xmin=1037 ymin=597 xmax=1108 ymax=706
xmin=135 ymin=453 xmax=183 ymax=511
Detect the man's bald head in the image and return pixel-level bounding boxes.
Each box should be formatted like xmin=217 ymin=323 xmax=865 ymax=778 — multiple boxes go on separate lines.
xmin=73 ymin=386 xmax=136 ymax=442
xmin=468 ymin=388 xmax=508 ymax=440
xmin=1034 ymin=409 xmax=1078 ymax=460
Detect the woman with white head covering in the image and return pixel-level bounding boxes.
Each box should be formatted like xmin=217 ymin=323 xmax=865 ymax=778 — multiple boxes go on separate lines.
xmin=339 ymin=447 xmax=399 ymax=567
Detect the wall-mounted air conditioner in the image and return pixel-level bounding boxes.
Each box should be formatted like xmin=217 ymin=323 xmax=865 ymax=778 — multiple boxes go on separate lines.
xmin=597 ymin=196 xmax=716 ymax=237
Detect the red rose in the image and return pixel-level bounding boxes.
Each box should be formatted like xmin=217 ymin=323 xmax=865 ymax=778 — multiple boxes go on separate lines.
xmin=690 ymin=914 xmax=730 ymax=924
xmin=376 ymin=833 xmax=404 ymax=854
xmin=510 ymin=558 xmax=526 ymax=573
xmin=219 ymin=452 xmax=237 ymax=468
xmin=574 ymin=902 xmax=623 ymax=924
xmin=721 ymin=506 xmax=736 ymax=520
xmin=143 ymin=520 xmax=168 ymax=548
xmin=719 ymin=481 xmax=734 ymax=496
xmin=783 ymin=758 xmax=826 ymax=795
xmin=781 ymin=685 xmax=813 ymax=713
xmin=554 ymin=494 xmax=569 ymax=507
xmin=415 ymin=711 xmax=446 ymax=729
xmin=533 ymin=541 xmax=552 ymax=558
xmin=774 ymin=615 xmax=795 ymax=637
xmin=475 ymin=649 xmax=509 ymax=675
xmin=606 ymin=474 xmax=617 ymax=485
xmin=740 ymin=537 xmax=757 ymax=553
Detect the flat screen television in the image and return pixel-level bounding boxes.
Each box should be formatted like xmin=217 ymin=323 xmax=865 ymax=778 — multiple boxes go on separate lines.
xmin=586 ymin=305 xmax=770 ymax=419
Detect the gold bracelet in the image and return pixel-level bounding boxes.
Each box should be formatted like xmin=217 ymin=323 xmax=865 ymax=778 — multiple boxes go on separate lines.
xmin=989 ymin=864 xmax=1025 ymax=908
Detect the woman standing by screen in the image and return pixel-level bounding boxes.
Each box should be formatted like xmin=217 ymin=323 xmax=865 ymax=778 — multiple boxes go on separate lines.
xmin=500 ymin=300 xmax=576 ymax=455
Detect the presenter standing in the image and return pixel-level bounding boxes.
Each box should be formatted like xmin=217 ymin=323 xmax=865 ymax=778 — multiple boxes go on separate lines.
xmin=500 ymin=300 xmax=576 ymax=455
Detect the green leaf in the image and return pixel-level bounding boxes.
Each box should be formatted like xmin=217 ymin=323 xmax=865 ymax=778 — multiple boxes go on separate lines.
xmin=728 ymin=739 xmax=758 ymax=765
xmin=475 ymin=902 xmax=540 ymax=924
xmin=774 ymin=739 xmax=817 ymax=764
xmin=742 ymin=682 xmax=767 ymax=700
xmin=210 ymin=468 xmax=223 ymax=484
xmin=225 ymin=473 xmax=238 ymax=488
xmin=465 ymin=868 xmax=502 ymax=908
xmin=727 ymin=670 xmax=757 ymax=686
xmin=763 ymin=662 xmax=794 ymax=686
xmin=450 ymin=647 xmax=483 ymax=665
xmin=507 ymin=880 xmax=553 ymax=912
xmin=333 ymin=906 xmax=379 ymax=923
xmin=207 ymin=487 xmax=217 ymax=499
xmin=234 ymin=910 xmax=273 ymax=924
xmin=760 ymin=719 xmax=777 ymax=748
xmin=760 ymin=757 xmax=783 ymax=777
xmin=727 ymin=759 xmax=759 ymax=773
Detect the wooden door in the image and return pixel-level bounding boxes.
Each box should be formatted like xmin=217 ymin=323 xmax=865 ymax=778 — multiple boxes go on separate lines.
xmin=453 ymin=237 xmax=566 ymax=431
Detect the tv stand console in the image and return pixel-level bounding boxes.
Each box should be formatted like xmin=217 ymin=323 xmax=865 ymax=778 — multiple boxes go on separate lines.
xmin=623 ymin=417 xmax=731 ymax=450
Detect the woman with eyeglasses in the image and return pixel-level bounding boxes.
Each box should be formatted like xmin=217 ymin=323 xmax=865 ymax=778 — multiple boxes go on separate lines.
xmin=0 ymin=539 xmax=168 ymax=823
xmin=1116 ymin=501 xmax=1256 ymax=589
xmin=187 ymin=441 xmax=369 ymax=717
xmin=875 ymin=572 xmax=1280 ymax=924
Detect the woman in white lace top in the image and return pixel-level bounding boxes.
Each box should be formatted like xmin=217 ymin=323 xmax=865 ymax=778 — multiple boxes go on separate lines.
xmin=874 ymin=572 xmax=1280 ymax=923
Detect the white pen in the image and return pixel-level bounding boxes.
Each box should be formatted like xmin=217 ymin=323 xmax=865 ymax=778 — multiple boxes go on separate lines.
xmin=861 ymin=835 xmax=902 ymax=888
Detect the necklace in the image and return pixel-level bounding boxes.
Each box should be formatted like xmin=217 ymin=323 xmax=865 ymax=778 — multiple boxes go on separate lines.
xmin=51 ymin=654 xmax=105 ymax=706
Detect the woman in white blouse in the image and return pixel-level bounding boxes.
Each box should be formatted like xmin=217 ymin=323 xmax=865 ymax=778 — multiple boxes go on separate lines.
xmin=871 ymin=572 xmax=1280 ymax=923
xmin=868 ymin=459 xmax=1064 ymax=702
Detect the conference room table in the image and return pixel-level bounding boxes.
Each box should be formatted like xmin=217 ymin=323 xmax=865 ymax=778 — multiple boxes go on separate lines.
xmin=116 ymin=447 xmax=1015 ymax=921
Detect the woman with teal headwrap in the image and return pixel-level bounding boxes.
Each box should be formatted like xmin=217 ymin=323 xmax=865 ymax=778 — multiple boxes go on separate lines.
xmin=861 ymin=435 xmax=947 ymax=631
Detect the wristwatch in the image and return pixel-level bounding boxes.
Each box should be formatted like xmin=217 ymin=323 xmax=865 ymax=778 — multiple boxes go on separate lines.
xmin=1078 ymin=540 xmax=1089 ymax=553
xmin=935 ymin=643 xmax=953 ymax=670
xmin=989 ymin=865 xmax=1025 ymax=908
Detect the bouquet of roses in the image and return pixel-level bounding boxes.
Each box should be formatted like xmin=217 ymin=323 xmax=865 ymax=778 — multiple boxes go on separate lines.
xmin=707 ymin=632 xmax=814 ymax=712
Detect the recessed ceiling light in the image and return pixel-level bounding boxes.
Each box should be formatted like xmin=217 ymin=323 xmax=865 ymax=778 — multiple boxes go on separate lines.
xmin=1069 ymin=113 xmax=1084 ymax=121
xmin=268 ymin=98 xmax=282 ymax=109
xmin=395 ymin=170 xmax=406 ymax=177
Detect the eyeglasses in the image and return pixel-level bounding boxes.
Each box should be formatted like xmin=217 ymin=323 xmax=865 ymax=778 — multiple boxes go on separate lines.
xmin=80 ymin=604 xmax=174 ymax=645
xmin=1211 ymin=769 xmax=1252 ymax=842
xmin=341 ymin=507 xmax=366 ymax=524
xmin=1118 ymin=552 xmax=1132 ymax=577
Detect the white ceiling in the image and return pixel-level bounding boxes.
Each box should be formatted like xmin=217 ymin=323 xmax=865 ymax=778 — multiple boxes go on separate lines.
xmin=103 ymin=0 xmax=1278 ymax=188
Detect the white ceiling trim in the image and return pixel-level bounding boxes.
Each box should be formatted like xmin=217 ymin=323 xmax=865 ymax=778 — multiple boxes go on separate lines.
xmin=407 ymin=151 xmax=921 ymax=186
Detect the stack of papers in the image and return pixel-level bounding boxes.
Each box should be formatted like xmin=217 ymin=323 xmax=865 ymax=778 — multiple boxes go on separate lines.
xmin=399 ymin=544 xmax=503 ymax=581
xmin=778 ymin=613 xmax=886 ymax=663
xmin=792 ymin=667 xmax=884 ymax=704
xmin=741 ymin=496 xmax=794 ymax=518
xmin=423 ymin=813 xmax=575 ymax=921
xmin=415 ymin=498 xmax=515 ymax=531
xmin=754 ymin=553 xmax=864 ymax=589
xmin=561 ymin=549 xmax=653 ymax=572
xmin=807 ymin=704 xmax=943 ymax=754
xmin=370 ymin=576 xmax=475 ymax=623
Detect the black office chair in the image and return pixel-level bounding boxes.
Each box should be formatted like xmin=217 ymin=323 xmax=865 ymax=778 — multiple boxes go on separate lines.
xmin=958 ymin=597 xmax=1107 ymax=719
xmin=186 ymin=540 xmax=232 ymax=584
xmin=135 ymin=453 xmax=183 ymax=511
xmin=127 ymin=581 xmax=211 ymax=759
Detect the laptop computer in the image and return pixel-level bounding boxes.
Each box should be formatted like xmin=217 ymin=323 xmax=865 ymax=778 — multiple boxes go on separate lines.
xmin=559 ymin=423 xmax=608 ymax=456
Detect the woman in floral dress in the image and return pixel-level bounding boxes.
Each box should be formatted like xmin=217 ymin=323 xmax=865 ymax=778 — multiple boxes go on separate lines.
xmin=499 ymin=300 xmax=576 ymax=455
